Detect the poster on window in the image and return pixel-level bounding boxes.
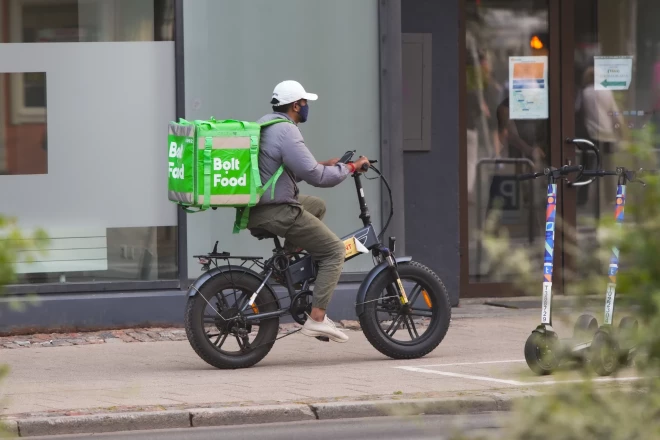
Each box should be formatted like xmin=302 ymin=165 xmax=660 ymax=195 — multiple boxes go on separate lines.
xmin=594 ymin=56 xmax=633 ymax=91
xmin=508 ymin=56 xmax=548 ymax=120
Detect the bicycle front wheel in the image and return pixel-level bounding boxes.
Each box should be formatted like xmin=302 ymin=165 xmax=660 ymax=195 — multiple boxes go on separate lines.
xmin=358 ymin=261 xmax=451 ymax=359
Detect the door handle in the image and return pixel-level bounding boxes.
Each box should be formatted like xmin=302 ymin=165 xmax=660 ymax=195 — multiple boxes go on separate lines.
xmin=564 ymin=138 xmax=600 ymax=187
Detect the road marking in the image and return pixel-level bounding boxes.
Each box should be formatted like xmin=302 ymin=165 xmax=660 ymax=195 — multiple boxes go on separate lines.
xmin=396 ymin=366 xmax=646 ymax=387
xmin=538 ymin=376 xmax=646 ymax=386
xmin=396 ymin=366 xmax=524 ymax=386
xmin=415 ymin=359 xmax=526 ymax=368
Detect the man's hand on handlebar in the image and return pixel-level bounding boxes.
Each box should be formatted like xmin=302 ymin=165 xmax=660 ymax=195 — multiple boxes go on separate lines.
xmin=349 ymin=156 xmax=370 ymax=174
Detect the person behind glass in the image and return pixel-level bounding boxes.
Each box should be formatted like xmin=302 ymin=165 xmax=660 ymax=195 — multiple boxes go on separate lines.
xmin=577 ymin=66 xmax=624 ymax=214
xmin=495 ymin=93 xmax=546 ymax=168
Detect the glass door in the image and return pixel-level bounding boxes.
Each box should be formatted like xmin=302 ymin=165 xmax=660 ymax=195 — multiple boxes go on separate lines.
xmin=562 ymin=0 xmax=660 ymax=283
xmin=463 ymin=0 xmax=564 ymax=296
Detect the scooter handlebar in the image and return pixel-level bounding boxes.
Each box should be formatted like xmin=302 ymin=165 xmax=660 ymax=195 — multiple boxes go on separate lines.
xmin=517 ymin=171 xmax=545 ymax=181
xmin=559 ymin=165 xmax=583 ymax=175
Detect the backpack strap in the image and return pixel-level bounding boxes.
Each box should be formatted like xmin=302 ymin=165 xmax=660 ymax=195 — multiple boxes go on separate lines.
xmin=232 ymin=118 xmax=292 ymax=234
xmin=201 ymin=137 xmax=214 ymax=211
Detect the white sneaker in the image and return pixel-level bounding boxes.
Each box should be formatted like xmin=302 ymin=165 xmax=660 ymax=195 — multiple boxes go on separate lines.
xmin=301 ymin=314 xmax=349 ymax=343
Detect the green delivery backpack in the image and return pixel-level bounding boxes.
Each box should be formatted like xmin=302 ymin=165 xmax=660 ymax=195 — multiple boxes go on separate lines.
xmin=167 ymin=117 xmax=292 ymax=233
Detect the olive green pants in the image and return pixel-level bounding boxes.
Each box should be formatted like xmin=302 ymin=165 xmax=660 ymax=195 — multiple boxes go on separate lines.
xmin=247 ymin=195 xmax=345 ymax=310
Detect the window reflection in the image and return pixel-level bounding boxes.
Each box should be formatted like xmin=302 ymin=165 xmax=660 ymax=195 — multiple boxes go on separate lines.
xmin=573 ymin=0 xmax=660 ymax=276
xmin=466 ymin=0 xmax=550 ymax=282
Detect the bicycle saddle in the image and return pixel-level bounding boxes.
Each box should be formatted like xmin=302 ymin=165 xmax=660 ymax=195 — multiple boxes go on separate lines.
xmin=250 ymin=228 xmax=277 ymax=240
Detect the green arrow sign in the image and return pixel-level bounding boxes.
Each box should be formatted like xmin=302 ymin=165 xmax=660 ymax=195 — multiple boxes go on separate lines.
xmin=601 ymin=79 xmax=627 ymax=88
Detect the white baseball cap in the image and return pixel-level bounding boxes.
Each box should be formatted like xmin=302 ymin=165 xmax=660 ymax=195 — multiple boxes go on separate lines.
xmin=270 ymin=80 xmax=318 ymax=106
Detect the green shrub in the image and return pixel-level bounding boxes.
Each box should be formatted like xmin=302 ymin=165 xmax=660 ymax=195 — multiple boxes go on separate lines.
xmin=0 ymin=217 xmax=48 ymax=438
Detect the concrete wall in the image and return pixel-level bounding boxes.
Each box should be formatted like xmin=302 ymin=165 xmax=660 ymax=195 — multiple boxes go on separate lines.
xmin=402 ymin=0 xmax=461 ymax=305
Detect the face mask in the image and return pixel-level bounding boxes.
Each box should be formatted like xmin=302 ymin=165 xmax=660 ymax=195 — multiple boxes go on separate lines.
xmin=297 ymin=102 xmax=309 ymax=123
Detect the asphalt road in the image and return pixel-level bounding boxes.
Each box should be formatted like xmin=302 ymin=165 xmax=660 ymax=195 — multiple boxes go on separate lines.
xmin=25 ymin=413 xmax=506 ymax=440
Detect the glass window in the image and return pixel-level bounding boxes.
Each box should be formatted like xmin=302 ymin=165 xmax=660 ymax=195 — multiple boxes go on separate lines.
xmin=182 ymin=0 xmax=381 ymax=277
xmin=573 ymin=0 xmax=660 ymax=276
xmin=0 ymin=72 xmax=48 ymax=175
xmin=465 ymin=0 xmax=551 ymax=282
xmin=7 ymin=0 xmax=173 ymax=125
xmin=0 ymin=0 xmax=178 ymax=284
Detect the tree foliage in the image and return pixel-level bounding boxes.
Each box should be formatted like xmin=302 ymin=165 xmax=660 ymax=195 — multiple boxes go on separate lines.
xmin=0 ymin=217 xmax=48 ymax=438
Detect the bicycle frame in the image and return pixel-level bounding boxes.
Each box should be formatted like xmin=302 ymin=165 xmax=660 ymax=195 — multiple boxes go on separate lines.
xmin=188 ymin=162 xmax=411 ymax=324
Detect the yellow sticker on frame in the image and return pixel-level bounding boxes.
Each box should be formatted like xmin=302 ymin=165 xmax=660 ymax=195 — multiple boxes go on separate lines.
xmin=344 ymin=237 xmax=359 ymax=259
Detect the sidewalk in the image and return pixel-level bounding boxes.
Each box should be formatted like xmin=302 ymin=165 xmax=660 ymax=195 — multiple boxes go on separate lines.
xmin=0 ymin=301 xmax=637 ymax=437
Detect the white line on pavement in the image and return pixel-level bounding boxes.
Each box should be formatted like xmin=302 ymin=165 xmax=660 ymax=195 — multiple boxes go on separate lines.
xmin=396 ymin=366 xmax=524 ymax=386
xmin=396 ymin=366 xmax=646 ymax=387
xmin=414 ymin=360 xmax=526 ymax=368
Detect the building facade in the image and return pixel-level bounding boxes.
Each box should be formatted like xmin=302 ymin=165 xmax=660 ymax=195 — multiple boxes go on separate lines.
xmin=1 ymin=0 xmax=656 ymax=331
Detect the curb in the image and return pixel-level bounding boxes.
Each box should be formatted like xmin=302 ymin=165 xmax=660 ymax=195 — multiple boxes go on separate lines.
xmin=2 ymin=420 xmax=18 ymax=437
xmin=6 ymin=395 xmax=512 ymax=438
xmin=16 ymin=410 xmax=191 ymax=437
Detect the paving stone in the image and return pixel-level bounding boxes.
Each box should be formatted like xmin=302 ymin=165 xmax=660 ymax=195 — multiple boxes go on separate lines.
xmin=127 ymin=333 xmax=153 ymax=343
xmin=104 ymin=338 xmax=124 ymax=344
xmin=51 ymin=341 xmax=73 ymax=347
xmin=86 ymin=338 xmax=105 ymax=344
xmin=339 ymin=320 xmax=361 ymax=330
xmin=68 ymin=339 xmax=87 ymax=345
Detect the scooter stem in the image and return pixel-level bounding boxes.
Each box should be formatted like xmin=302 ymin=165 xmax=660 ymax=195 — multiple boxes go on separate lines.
xmin=541 ymin=180 xmax=558 ymax=326
xmin=604 ymin=182 xmax=626 ymax=326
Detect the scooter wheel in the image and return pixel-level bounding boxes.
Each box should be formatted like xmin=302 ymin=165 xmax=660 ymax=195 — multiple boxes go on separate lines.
xmin=573 ymin=314 xmax=598 ymax=339
xmin=618 ymin=317 xmax=638 ymax=366
xmin=590 ymin=331 xmax=619 ymax=376
xmin=524 ymin=331 xmax=560 ymax=375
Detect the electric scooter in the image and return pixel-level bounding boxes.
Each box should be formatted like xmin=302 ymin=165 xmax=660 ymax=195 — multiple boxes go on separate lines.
xmin=580 ymin=165 xmax=649 ymax=376
xmin=518 ymin=139 xmax=602 ymax=375
xmin=518 ymin=164 xmax=592 ymax=375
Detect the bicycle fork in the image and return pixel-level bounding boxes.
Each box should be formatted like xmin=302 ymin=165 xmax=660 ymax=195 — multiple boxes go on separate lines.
xmin=381 ymin=247 xmax=409 ymax=305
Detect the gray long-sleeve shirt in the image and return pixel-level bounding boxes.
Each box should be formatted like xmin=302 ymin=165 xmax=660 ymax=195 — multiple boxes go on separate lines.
xmin=255 ymin=112 xmax=352 ymax=205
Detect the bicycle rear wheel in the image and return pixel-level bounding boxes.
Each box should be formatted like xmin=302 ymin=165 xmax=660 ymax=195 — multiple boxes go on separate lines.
xmin=358 ymin=261 xmax=451 ymax=359
xmin=184 ymin=272 xmax=280 ymax=369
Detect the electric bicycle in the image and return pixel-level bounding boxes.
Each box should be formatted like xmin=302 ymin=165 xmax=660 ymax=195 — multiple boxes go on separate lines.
xmin=183 ymin=151 xmax=452 ymax=369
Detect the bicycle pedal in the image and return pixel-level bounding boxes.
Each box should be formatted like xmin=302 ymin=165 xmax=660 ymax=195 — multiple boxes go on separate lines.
xmin=315 ymin=336 xmax=330 ymax=342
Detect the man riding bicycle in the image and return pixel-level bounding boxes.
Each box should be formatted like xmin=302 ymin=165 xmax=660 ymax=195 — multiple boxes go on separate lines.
xmin=247 ymin=80 xmax=370 ymax=343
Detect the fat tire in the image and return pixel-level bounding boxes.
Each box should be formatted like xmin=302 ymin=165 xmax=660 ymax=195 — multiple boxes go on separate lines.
xmin=184 ymin=274 xmax=280 ymax=369
xmin=617 ymin=317 xmax=638 ymax=366
xmin=358 ymin=261 xmax=451 ymax=360
xmin=524 ymin=332 xmax=559 ymax=375
xmin=573 ymin=314 xmax=598 ymax=339
xmin=590 ymin=331 xmax=618 ymax=376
